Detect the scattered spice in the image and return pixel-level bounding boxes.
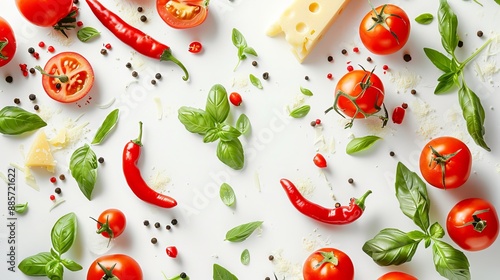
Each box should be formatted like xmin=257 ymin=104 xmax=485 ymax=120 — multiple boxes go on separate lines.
xmin=29 ymin=68 xmax=35 ymax=74
xmin=55 ymin=187 xmax=62 ymax=194
xmin=132 ymin=71 xmax=138 ymax=77
xmin=140 ymin=15 xmax=147 ymax=22
xmin=268 ymin=255 xmax=274 ymax=261
xmin=55 ymin=83 xmax=61 ymax=89
xmin=389 ymin=151 xmax=395 ymax=157
xmin=137 ymin=7 xmax=143 ymax=12
xmin=105 ymin=43 xmax=112 ymax=49
xmin=13 ymin=98 xmax=20 ymax=104
xmin=155 ymin=73 xmax=162 ymax=79
xmin=98 ymin=157 xmax=104 ymax=163
xmin=5 ymin=76 xmax=13 ymax=83
xmin=50 ymin=177 xmax=57 ymax=183
xmin=335 ymin=202 xmax=341 ymax=208
xmin=50 ymin=195 xmax=56 ymax=201
xmin=341 ymin=49 xmax=347 ymax=55
xmin=315 ymin=119 xmax=321 ymax=125
xmin=38 ymin=41 xmax=45 ymax=48
xmin=143 ymin=220 xmax=150 ymax=226
xmin=252 ymin=61 xmax=258 ymax=66
xmin=310 ymin=120 xmax=317 ymax=127
xmin=28 ymin=47 xmax=35 ymax=54
xmin=33 ymin=52 xmax=39 ymax=59
xmin=100 ymin=49 xmax=107 ymax=55
xmin=151 ymin=237 xmax=157 ymax=244
xmin=166 ymin=225 xmax=171 ymax=230
xmin=265 ymin=277 xmax=270 ymax=280
xmin=48 ymin=46 xmax=55 ymax=53
xmin=154 ymin=222 xmax=161 ymax=228
xmin=262 ymin=72 xmax=269 ymax=80
xmin=304 ymin=75 xmax=309 ymax=80
xmin=477 ymin=30 xmax=483 ymax=37
xmin=402 ymin=103 xmax=408 ymax=109
xmin=73 ymin=0 xmax=79 ymax=4
xmin=366 ymin=56 xmax=372 ymax=62
xmin=410 ymin=89 xmax=417 ymax=95
xmin=59 ymin=174 xmax=66 ymax=180
xmin=77 ymin=21 xmax=83 ymax=27
xmin=171 ymin=219 xmax=178 ymax=225
xmin=348 ymin=178 xmax=354 ymax=184
xmin=180 ymin=272 xmax=187 ymax=279
xmin=327 ymin=55 xmax=333 ymax=62
xmin=34 ymin=105 xmax=39 ymax=111
xmin=151 ymin=80 xmax=156 ymax=85
xmin=126 ymin=62 xmax=132 ymax=68
xmin=347 ymin=65 xmax=354 ymax=71
xmin=353 ymin=47 xmax=359 ymax=53
xmin=403 ymin=53 xmax=412 ymax=62
xmin=458 ymin=40 xmax=464 ymax=48
xmin=327 ymin=73 xmax=333 ymax=79
xmin=382 ymin=65 xmax=389 ymax=70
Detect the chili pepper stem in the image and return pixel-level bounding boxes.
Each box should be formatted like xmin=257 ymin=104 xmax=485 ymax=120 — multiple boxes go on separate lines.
xmin=160 ymin=49 xmax=189 ymax=81
xmin=34 ymin=66 xmax=69 ymax=83
xmin=132 ymin=121 xmax=144 ymax=146
xmin=355 ymin=190 xmax=372 ymax=211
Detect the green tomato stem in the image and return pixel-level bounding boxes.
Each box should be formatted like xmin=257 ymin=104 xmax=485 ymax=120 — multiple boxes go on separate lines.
xmin=34 ymin=66 xmax=69 ymax=83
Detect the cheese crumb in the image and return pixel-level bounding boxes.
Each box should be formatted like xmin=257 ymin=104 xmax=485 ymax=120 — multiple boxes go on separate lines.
xmin=411 ymin=98 xmax=440 ymax=139
xmin=147 ymin=169 xmax=171 ymax=193
xmin=272 ymin=250 xmax=303 ymax=280
xmin=296 ymin=178 xmax=315 ymax=198
xmin=389 ymin=68 xmax=421 ymax=93
xmin=153 ymin=97 xmax=163 ymax=120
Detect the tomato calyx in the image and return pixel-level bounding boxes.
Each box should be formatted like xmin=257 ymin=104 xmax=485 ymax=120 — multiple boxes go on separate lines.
xmin=90 ymin=215 xmax=114 ymax=247
xmin=428 ymin=145 xmax=462 ymax=189
xmin=314 ymin=250 xmax=339 ymax=269
xmin=0 ymin=39 xmax=9 ymax=60
xmin=97 ymin=262 xmax=120 ymax=280
xmin=367 ymin=4 xmax=404 ymax=44
xmin=53 ymin=6 xmax=79 ymax=38
xmin=35 ymin=66 xmax=69 ymax=83
xmin=456 ymin=209 xmax=490 ymax=233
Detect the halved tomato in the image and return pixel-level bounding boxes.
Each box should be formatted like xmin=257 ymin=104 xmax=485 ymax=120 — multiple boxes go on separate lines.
xmin=41 ymin=52 xmax=94 ymax=103
xmin=156 ymin=0 xmax=209 ymax=29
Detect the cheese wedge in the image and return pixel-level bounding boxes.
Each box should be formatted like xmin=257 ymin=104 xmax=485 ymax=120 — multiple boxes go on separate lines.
xmin=25 ymin=130 xmax=56 ymax=172
xmin=267 ymin=0 xmax=352 ymax=63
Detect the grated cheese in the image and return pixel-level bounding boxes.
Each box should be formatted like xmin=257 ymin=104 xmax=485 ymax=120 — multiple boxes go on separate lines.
xmin=146 ymin=169 xmax=171 ymax=193
xmin=153 ymin=97 xmax=163 ymax=120
xmin=411 ymin=98 xmax=440 ymax=139
xmin=272 ymin=250 xmax=303 ymax=280
xmin=296 ymin=178 xmax=315 ymax=198
xmin=389 ymin=68 xmax=421 ymax=93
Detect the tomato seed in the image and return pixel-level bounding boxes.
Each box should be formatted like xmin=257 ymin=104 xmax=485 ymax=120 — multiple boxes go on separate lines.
xmin=50 ymin=177 xmax=57 ymax=183
xmin=28 ymin=47 xmax=35 ymax=54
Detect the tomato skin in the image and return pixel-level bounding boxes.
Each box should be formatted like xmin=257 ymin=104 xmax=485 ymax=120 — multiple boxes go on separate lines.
xmin=87 ymin=254 xmax=143 ymax=280
xmin=378 ymin=271 xmax=417 ymax=280
xmin=41 ymin=52 xmax=95 ymax=103
xmin=419 ymin=137 xmax=472 ymax=189
xmin=96 ymin=209 xmax=126 ymax=239
xmin=303 ymin=247 xmax=354 ymax=280
xmin=229 ymin=92 xmax=242 ymax=106
xmin=447 ymin=198 xmax=499 ymax=251
xmin=359 ymin=4 xmax=410 ymax=55
xmin=16 ymin=0 xmax=73 ymax=27
xmin=0 ymin=17 xmax=16 ymax=67
xmin=391 ymin=106 xmax=405 ymax=124
xmin=313 ymin=153 xmax=327 ymax=168
xmin=189 ymin=41 xmax=203 ymax=53
xmin=156 ymin=0 xmax=209 ymax=29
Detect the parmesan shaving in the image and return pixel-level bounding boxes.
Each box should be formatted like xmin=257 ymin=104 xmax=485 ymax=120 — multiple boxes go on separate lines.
xmin=97 ymin=97 xmax=116 ymax=109
xmin=254 ymin=171 xmax=261 ymax=192
xmin=147 ymin=169 xmax=171 ymax=193
xmin=286 ymin=94 xmax=306 ymax=113
xmin=153 ymin=97 xmax=163 ymax=120
xmin=49 ymin=199 xmax=66 ymax=211
xmin=296 ymin=178 xmax=315 ymax=198
xmin=10 ymin=162 xmax=39 ymax=191
xmin=411 ymin=98 xmax=440 ymax=139
xmin=0 ymin=172 xmax=7 ymax=184
xmin=389 ymin=68 xmax=421 ymax=92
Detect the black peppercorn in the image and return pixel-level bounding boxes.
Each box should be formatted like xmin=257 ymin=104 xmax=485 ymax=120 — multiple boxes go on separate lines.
xmin=5 ymin=76 xmax=13 ymax=83
xmin=151 ymin=237 xmax=157 ymax=244
xmin=13 ymin=98 xmax=20 ymax=104
xmin=29 ymin=68 xmax=36 ymax=74
xmin=403 ymin=53 xmax=412 ymax=62
xmin=100 ymin=49 xmax=107 ymax=55
xmin=171 ymin=219 xmax=178 ymax=225
xmin=310 ymin=121 xmax=317 ymax=127
xmin=132 ymin=71 xmax=138 ymax=77
xmin=151 ymin=80 xmax=156 ymax=85
xmin=180 ymin=272 xmax=187 ymax=279
xmin=402 ymin=103 xmax=408 ymax=109
xmin=154 ymin=222 xmax=161 ymax=228
xmin=155 ymin=73 xmax=162 ymax=79
xmin=98 ymin=157 xmax=104 ymax=163
xmin=341 ymin=49 xmax=347 ymax=55
xmin=348 ymin=178 xmax=354 ymax=184
xmin=265 ymin=278 xmax=270 ymax=280
xmin=29 ymin=94 xmax=36 ymax=101
xmin=28 ymin=47 xmax=35 ymax=54
xmin=166 ymin=225 xmax=171 ymax=230
xmin=140 ymin=15 xmax=147 ymax=22
xmin=55 ymin=187 xmax=61 ymax=194
xmin=73 ymin=0 xmax=79 ymax=4
xmin=55 ymin=83 xmax=61 ymax=89
xmin=59 ymin=174 xmax=66 ymax=180
xmin=143 ymin=220 xmax=150 ymax=226
xmin=458 ymin=41 xmax=464 ymax=48
xmin=34 ymin=105 xmax=39 ymax=111
xmin=304 ymin=75 xmax=309 ymax=80
xmin=366 ymin=56 xmax=372 ymax=62
xmin=335 ymin=202 xmax=341 ymax=208
xmin=268 ymin=255 xmax=274 ymax=261
xmin=410 ymin=89 xmax=417 ymax=95
xmin=137 ymin=7 xmax=143 ymax=12
xmin=252 ymin=61 xmax=258 ymax=66
xmin=262 ymin=72 xmax=269 ymax=80
xmin=477 ymin=30 xmax=483 ymax=37
xmin=126 ymin=62 xmax=132 ymax=68
xmin=389 ymin=151 xmax=395 ymax=157
xmin=327 ymin=55 xmax=333 ymax=62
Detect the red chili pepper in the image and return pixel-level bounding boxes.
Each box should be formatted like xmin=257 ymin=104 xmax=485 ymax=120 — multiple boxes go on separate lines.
xmin=188 ymin=41 xmax=202 ymax=53
xmin=279 ymin=178 xmax=371 ymax=224
xmin=392 ymin=106 xmax=405 ymax=124
xmin=123 ymin=122 xmax=177 ymax=208
xmin=85 ymin=0 xmax=189 ymax=81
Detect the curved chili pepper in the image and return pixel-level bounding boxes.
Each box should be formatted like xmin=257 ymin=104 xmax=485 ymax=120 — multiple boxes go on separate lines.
xmin=85 ymin=0 xmax=189 ymax=81
xmin=123 ymin=122 xmax=177 ymax=208
xmin=280 ymin=178 xmax=371 ymax=224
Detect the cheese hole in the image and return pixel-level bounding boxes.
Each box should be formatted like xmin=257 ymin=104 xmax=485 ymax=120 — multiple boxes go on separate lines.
xmin=309 ymin=3 xmax=320 ymax=13
xmin=296 ymin=22 xmax=307 ymax=33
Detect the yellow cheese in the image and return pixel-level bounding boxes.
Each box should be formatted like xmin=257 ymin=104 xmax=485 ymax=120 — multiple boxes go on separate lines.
xmin=267 ymin=0 xmax=352 ymax=62
xmin=25 ymin=131 xmax=56 ymax=172
xmin=49 ymin=128 xmax=67 ymax=147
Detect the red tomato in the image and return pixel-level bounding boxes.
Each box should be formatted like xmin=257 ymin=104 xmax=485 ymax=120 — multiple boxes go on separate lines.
xmin=419 ymin=136 xmax=472 ymax=189
xmin=229 ymin=92 xmax=242 ymax=106
xmin=87 ymin=254 xmax=143 ymax=280
xmin=378 ymin=271 xmax=417 ymax=280
xmin=303 ymin=247 xmax=354 ymax=280
xmin=95 ymin=208 xmax=126 ymax=241
xmin=189 ymin=41 xmax=203 ymax=53
xmin=16 ymin=0 xmax=74 ymax=27
xmin=313 ymin=153 xmax=327 ymax=168
xmin=41 ymin=52 xmax=94 ymax=103
xmin=447 ymin=198 xmax=499 ymax=251
xmin=0 ymin=17 xmax=16 ymax=67
xmin=359 ymin=4 xmax=410 ymax=55
xmin=156 ymin=0 xmax=209 ymax=29
xmin=166 ymin=246 xmax=178 ymax=258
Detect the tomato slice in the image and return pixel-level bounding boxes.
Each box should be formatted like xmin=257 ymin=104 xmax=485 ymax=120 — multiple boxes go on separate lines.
xmin=156 ymin=0 xmax=209 ymax=29
xmin=42 ymin=52 xmax=94 ymax=103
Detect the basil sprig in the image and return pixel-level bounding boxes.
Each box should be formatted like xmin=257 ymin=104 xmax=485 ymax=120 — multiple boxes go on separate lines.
xmin=69 ymin=144 xmax=98 ymax=200
xmin=424 ymin=0 xmax=493 ymax=151
xmin=91 ymin=109 xmax=119 ymax=145
xmin=363 ymin=162 xmax=470 ymax=280
xmin=178 ymin=84 xmax=247 ymax=170
xmin=213 ymin=263 xmax=238 ymax=280
xmin=0 ymin=106 xmax=47 ymax=135
xmin=225 ymin=221 xmax=263 ymax=242
xmin=232 ymin=28 xmax=258 ymax=71
xmin=346 ymin=135 xmax=381 ymax=155
xmin=18 ymin=212 xmax=82 ymax=279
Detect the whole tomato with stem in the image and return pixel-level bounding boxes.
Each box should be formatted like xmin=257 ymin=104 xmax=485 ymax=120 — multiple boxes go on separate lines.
xmin=325 ymin=68 xmax=386 ymax=128
xmin=87 ymin=254 xmax=143 ymax=280
xmin=91 ymin=208 xmax=126 ymax=246
xmin=303 ymin=247 xmax=354 ymax=280
xmin=378 ymin=271 xmax=417 ymax=280
xmin=156 ymin=0 xmax=209 ymax=29
xmin=359 ymin=4 xmax=410 ymax=55
xmin=419 ymin=136 xmax=472 ymax=189
xmin=16 ymin=0 xmax=74 ymax=27
xmin=0 ymin=17 xmax=16 ymax=67
xmin=447 ymin=198 xmax=499 ymax=251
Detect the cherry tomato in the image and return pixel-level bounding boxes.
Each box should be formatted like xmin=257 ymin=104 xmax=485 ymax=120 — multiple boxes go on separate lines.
xmin=419 ymin=136 xmax=472 ymax=189
xmin=0 ymin=17 xmax=16 ymax=67
xmin=166 ymin=246 xmax=178 ymax=258
xmin=303 ymin=247 xmax=354 ymax=280
xmin=229 ymin=92 xmax=242 ymax=106
xmin=87 ymin=254 xmax=143 ymax=280
xmin=313 ymin=153 xmax=327 ymax=168
xmin=391 ymin=106 xmax=405 ymax=124
xmin=188 ymin=41 xmax=202 ymax=53
xmin=94 ymin=209 xmax=126 ymax=242
xmin=359 ymin=4 xmax=410 ymax=55
xmin=16 ymin=0 xmax=74 ymax=27
xmin=378 ymin=271 xmax=417 ymax=280
xmin=41 ymin=52 xmax=95 ymax=103
xmin=156 ymin=0 xmax=209 ymax=29
xmin=447 ymin=198 xmax=499 ymax=251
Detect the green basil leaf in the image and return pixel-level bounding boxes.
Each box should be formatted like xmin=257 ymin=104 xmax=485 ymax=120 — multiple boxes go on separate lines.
xmin=415 ymin=13 xmax=434 ymax=25
xmin=0 ymin=106 xmax=47 ymax=135
xmin=203 ymin=128 xmax=220 ymax=143
xmin=213 ymin=263 xmax=238 ymax=280
xmin=407 ymin=230 xmax=427 ymax=242
xmin=241 ymin=249 xmax=250 ymax=265
xmin=218 ymin=125 xmax=242 ymax=142
xmin=61 ymin=259 xmax=83 ymax=271
xmin=178 ymin=106 xmax=216 ymax=135
xmin=458 ymin=84 xmax=490 ymax=151
xmin=236 ymin=114 xmax=251 ymax=135
xmin=14 ymin=202 xmax=28 ymax=214
xmin=346 ymin=135 xmax=382 ymax=155
xmin=249 ymin=74 xmax=263 ymax=89
xmin=438 ymin=0 xmax=459 ymax=55
xmin=362 ymin=228 xmax=420 ymax=266
xmin=430 ymin=222 xmax=445 ymax=239
xmin=70 ymin=144 xmax=98 ymax=200
xmin=51 ymin=212 xmax=77 ymax=255
xmin=45 ymin=259 xmax=64 ymax=280
xmin=18 ymin=252 xmax=53 ymax=276
xmin=423 ymin=48 xmax=452 ymax=72
xmin=434 ymin=72 xmax=457 ymax=94
xmin=243 ymin=46 xmax=258 ymax=57
xmin=232 ymin=28 xmax=247 ymax=48
xmin=91 ymin=109 xmax=119 ymax=145
xmin=206 ymin=84 xmax=230 ymax=123
xmin=300 ymin=86 xmax=313 ymax=96
xmin=225 ymin=221 xmax=263 ymax=242
xmin=496 ymin=0 xmax=500 ymax=5
xmin=77 ymin=27 xmax=100 ymax=42
xmin=216 ymin=138 xmax=244 ymax=170
xmin=289 ymin=105 xmax=311 ymax=118
xmin=395 ymin=162 xmax=431 ymax=232
xmin=237 ymin=46 xmax=246 ymax=61
xmin=220 ymin=183 xmax=236 ymax=206
xmin=432 ymin=240 xmax=470 ymax=280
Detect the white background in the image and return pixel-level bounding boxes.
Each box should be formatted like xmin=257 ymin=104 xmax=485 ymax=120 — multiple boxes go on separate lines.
xmin=1 ymin=0 xmax=500 ymax=279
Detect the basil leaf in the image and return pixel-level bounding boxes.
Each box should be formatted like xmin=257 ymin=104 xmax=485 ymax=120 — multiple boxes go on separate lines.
xmin=434 ymin=72 xmax=456 ymax=94
xmin=236 ymin=114 xmax=251 ymax=135
xmin=178 ymin=107 xmax=216 ymax=135
xmin=237 ymin=46 xmax=246 ymax=61
xmin=15 ymin=202 xmax=28 ymax=214
xmin=232 ymin=28 xmax=247 ymax=48
xmin=220 ymin=183 xmax=236 ymax=206
xmin=407 ymin=230 xmax=427 ymax=242
xmin=18 ymin=252 xmax=53 ymax=276
xmin=218 ymin=125 xmax=242 ymax=142
xmin=423 ymin=48 xmax=452 ymax=72
xmin=432 ymin=240 xmax=470 ymax=280
xmin=346 ymin=135 xmax=381 ymax=155
xmin=225 ymin=221 xmax=263 ymax=242
xmin=241 ymin=249 xmax=250 ymax=265
xmin=70 ymin=144 xmax=98 ymax=200
xmin=216 ymin=138 xmax=244 ymax=170
xmin=45 ymin=259 xmax=64 ymax=280
xmin=243 ymin=46 xmax=258 ymax=57
xmin=300 ymin=86 xmax=313 ymax=96
xmin=0 ymin=106 xmax=47 ymax=135
xmin=203 ymin=128 xmax=220 ymax=143
xmin=51 ymin=212 xmax=77 ymax=255
xmin=61 ymin=259 xmax=83 ymax=271
xmin=206 ymin=84 xmax=230 ymax=123
xmin=362 ymin=228 xmax=420 ymax=266
xmin=496 ymin=0 xmax=500 ymax=5
xmin=289 ymin=105 xmax=311 ymax=118
xmin=430 ymin=222 xmax=445 ymax=239
xmin=249 ymin=74 xmax=263 ymax=89
xmin=213 ymin=263 xmax=238 ymax=280
xmin=91 ymin=109 xmax=119 ymax=145
xmin=438 ymin=0 xmax=459 ymax=55
xmin=77 ymin=27 xmax=100 ymax=42
xmin=395 ymin=162 xmax=430 ymax=232
xmin=415 ymin=13 xmax=434 ymax=25
xmin=458 ymin=84 xmax=490 ymax=151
